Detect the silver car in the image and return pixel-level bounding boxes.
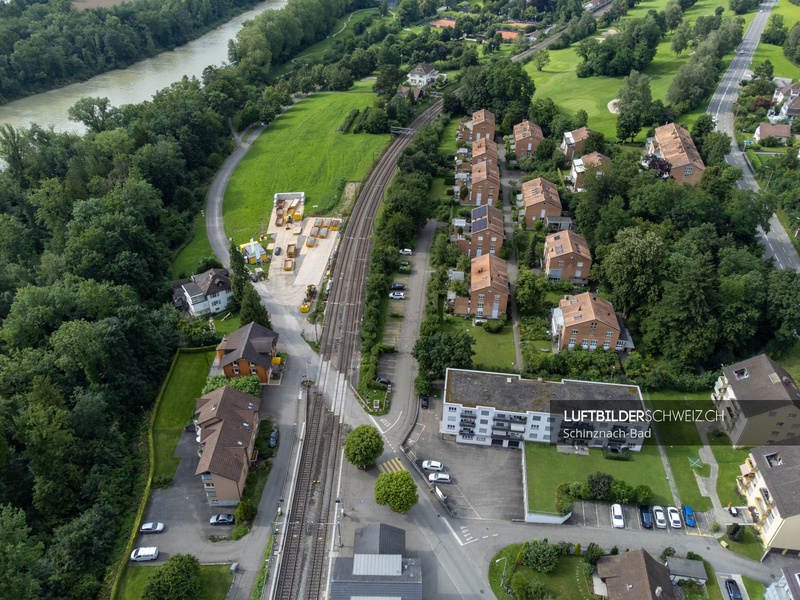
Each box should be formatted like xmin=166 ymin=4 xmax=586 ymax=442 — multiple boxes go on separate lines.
xmin=652 ymin=505 xmax=667 ymax=529
xmin=428 ymin=473 xmax=451 ymax=484
xmin=667 ymin=506 xmax=682 ymax=529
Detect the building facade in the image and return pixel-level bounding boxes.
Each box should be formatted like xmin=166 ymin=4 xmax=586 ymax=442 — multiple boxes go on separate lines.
xmin=521 ymin=177 xmax=562 ymax=229
xmin=469 ymin=253 xmax=508 ymax=318
xmin=407 ymin=62 xmax=444 ymax=87
xmin=764 ymin=566 xmax=800 ymax=600
xmin=571 ymin=151 xmax=610 ymax=192
xmin=542 ymin=230 xmax=592 ymax=284
xmin=181 ymin=268 xmax=233 ymax=317
xmin=457 ymin=205 xmax=504 ymax=257
xmin=471 ymin=137 xmax=497 ymax=166
xmin=216 ymin=322 xmax=280 ymax=384
xmin=644 ymin=123 xmax=705 ymax=186
xmin=512 ymin=120 xmax=545 ymax=159
xmin=560 ymin=126 xmax=592 ymax=160
xmin=551 ymin=292 xmax=634 ymax=354
xmin=465 ymin=161 xmax=500 ymax=206
xmin=755 ymin=123 xmax=791 ymax=144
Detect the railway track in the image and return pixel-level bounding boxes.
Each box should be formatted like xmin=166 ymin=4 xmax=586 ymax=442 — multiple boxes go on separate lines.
xmin=274 ymin=391 xmax=343 ymax=600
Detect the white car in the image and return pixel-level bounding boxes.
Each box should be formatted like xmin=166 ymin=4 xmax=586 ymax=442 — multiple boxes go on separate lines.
xmin=422 ymin=460 xmax=443 ymax=471
xmin=428 ymin=473 xmax=451 ymax=484
xmin=130 ymin=547 xmax=159 ymax=561
xmin=399 ymin=249 xmax=413 ymax=255
xmin=611 ymin=503 xmax=625 ymax=528
xmin=652 ymin=505 xmax=667 ymax=529
xmin=667 ymin=506 xmax=682 ymax=529
xmin=389 ymin=292 xmax=405 ymax=300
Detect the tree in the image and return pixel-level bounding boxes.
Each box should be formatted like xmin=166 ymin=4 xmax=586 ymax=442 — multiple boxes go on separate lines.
xmin=373 ymin=64 xmax=403 ymax=98
xmin=583 ymin=131 xmax=608 ymax=155
xmin=609 ymin=479 xmax=634 ymax=503
xmin=511 ymin=33 xmax=530 ymax=56
xmin=229 ymin=238 xmax=248 ymax=308
xmin=398 ymin=0 xmax=420 ymax=26
xmin=239 ymin=283 xmax=272 ymax=330
xmin=344 ymin=425 xmax=384 ymax=468
xmin=380 ymin=0 xmax=389 ymax=17
xmin=753 ymin=59 xmax=774 ymax=80
xmin=201 ymin=375 xmax=261 ymax=397
xmin=587 ymin=472 xmax=614 ymax=501
xmin=374 ymin=470 xmax=418 ymax=512
xmin=583 ymin=542 xmax=605 ymax=565
xmin=412 ymin=331 xmax=475 ymax=379
xmin=67 ymin=97 xmax=119 ymax=134
xmin=142 ymin=554 xmax=201 ymax=600
xmin=0 ymin=504 xmax=44 ymax=600
xmin=616 ymin=70 xmax=651 ymax=142
xmin=671 ymin=21 xmax=691 ymax=55
xmin=573 ymin=109 xmax=589 ymax=129
xmin=195 ymin=256 xmax=223 ymax=274
xmin=616 ymin=109 xmax=641 ymax=143
xmin=700 ymin=131 xmax=732 ymax=165
xmin=663 ymin=0 xmax=683 ymax=30
xmin=532 ymin=48 xmax=551 ymax=71
xmin=522 ymin=539 xmax=559 ymax=573
xmin=515 ymin=271 xmax=547 ymax=315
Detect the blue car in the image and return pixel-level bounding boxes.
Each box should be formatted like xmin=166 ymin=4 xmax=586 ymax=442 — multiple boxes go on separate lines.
xmin=682 ymin=505 xmax=696 ymax=527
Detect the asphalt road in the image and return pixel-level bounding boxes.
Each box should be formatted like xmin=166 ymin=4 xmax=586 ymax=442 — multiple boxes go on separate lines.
xmin=708 ymin=1 xmax=800 ymax=271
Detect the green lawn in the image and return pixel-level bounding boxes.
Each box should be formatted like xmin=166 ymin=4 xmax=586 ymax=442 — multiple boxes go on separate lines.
xmin=742 ymin=575 xmax=767 ymax=600
xmin=705 ymin=562 xmax=725 ymax=600
xmin=442 ymin=314 xmax=518 ymax=372
xmin=721 ymin=526 xmax=764 ymax=561
xmin=778 ymin=341 xmax=800 ymax=382
xmin=118 ymin=564 xmax=232 ymax=600
xmin=525 ymin=439 xmax=671 ymax=513
xmin=707 ymin=430 xmax=751 ymax=507
xmin=439 ymin=118 xmax=461 ymax=156
xmin=489 ymin=545 xmax=591 ymax=600
xmin=223 ymin=93 xmax=389 ymax=245
xmin=213 ymin=311 xmax=241 ymax=336
xmin=646 ymin=390 xmax=715 ymax=510
xmin=427 ymin=177 xmax=448 ymax=204
xmin=153 ymin=350 xmax=217 ymax=481
xmin=752 ymin=0 xmax=800 ymax=77
xmin=172 ymin=215 xmax=214 ymax=279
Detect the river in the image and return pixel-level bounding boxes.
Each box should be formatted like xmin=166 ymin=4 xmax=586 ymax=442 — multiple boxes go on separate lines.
xmin=0 ymin=0 xmax=288 ymax=134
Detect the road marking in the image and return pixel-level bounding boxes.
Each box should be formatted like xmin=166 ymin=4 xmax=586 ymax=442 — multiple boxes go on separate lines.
xmin=378 ymin=457 xmax=406 ymax=473
xmin=442 ymin=517 xmax=478 ymax=546
xmin=381 ymin=410 xmax=404 ymax=433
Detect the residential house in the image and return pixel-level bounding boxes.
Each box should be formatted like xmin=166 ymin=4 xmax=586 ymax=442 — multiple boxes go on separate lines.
xmin=764 ymin=565 xmax=800 ymax=600
xmin=738 ymin=443 xmax=800 ymax=555
xmin=665 ymin=557 xmax=707 ymax=584
xmin=755 ymin=123 xmax=792 ymax=144
xmin=711 ymin=354 xmax=800 ymax=448
xmin=471 ymin=137 xmax=498 ymax=167
xmin=772 ymin=80 xmax=800 ymax=105
xmin=596 ymin=549 xmax=676 ymax=600
xmin=395 ymin=85 xmax=424 ymax=102
xmin=521 ymin=177 xmax=562 ymax=229
xmin=471 ymin=109 xmax=496 ymax=142
xmin=457 ymin=205 xmax=504 ymax=257
xmin=239 ymin=238 xmax=268 ymax=264
xmin=571 ymin=151 xmax=610 ymax=192
xmin=181 ymin=268 xmax=233 ymax=317
xmin=512 ymin=120 xmax=545 ymax=159
xmin=331 ymin=524 xmax=422 ymax=600
xmin=550 ymin=292 xmax=635 ymax=354
xmin=542 ymin=230 xmax=592 ymax=285
xmin=194 ymin=386 xmax=261 ymax=506
xmin=406 ymin=62 xmax=445 ymax=87
xmin=560 ymin=126 xmax=592 ymax=160
xmin=470 ymin=253 xmax=508 ymax=319
xmin=777 ymin=95 xmax=800 ymax=122
xmin=465 ymin=161 xmax=500 ymax=206
xmin=216 ymin=322 xmax=280 ymax=384
xmin=644 ymin=123 xmax=706 ymax=185
xmin=440 ymin=368 xmax=648 ymax=450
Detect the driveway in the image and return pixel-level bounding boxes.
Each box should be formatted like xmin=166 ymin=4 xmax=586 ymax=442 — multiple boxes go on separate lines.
xmin=569 ymin=502 xmax=717 ymax=539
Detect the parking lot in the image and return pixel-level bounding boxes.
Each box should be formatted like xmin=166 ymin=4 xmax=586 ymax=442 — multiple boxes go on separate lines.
xmin=569 ymin=501 xmax=717 ymax=538
xmin=406 ymin=394 xmax=524 ymax=521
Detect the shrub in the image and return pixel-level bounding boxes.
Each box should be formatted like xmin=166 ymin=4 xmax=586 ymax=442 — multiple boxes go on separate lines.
xmin=602 ymin=447 xmax=631 ymax=461
xmin=610 ymin=546 xmax=619 ymax=555
xmin=516 ymin=540 xmax=529 ymax=564
xmin=660 ymin=547 xmax=676 ymax=561
xmin=727 ymin=523 xmax=745 ymax=542
xmin=554 ymin=541 xmax=573 ymax=556
xmin=573 ymin=542 xmax=581 ymax=556
xmin=483 ymin=319 xmax=506 ymax=334
xmin=236 ymin=498 xmax=257 ymax=525
xmin=522 ymin=539 xmax=559 ymax=573
xmin=582 ymin=562 xmax=595 ymax=576
xmin=634 ymin=485 xmax=653 ymax=505
xmin=583 ymin=543 xmax=604 ymax=565
xmin=686 ymin=551 xmax=703 ymax=561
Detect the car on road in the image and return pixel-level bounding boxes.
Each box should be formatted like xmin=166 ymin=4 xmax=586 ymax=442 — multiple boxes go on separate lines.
xmin=725 ymin=578 xmax=743 ymax=600
xmin=210 ymin=514 xmax=235 ymax=526
xmin=682 ymin=505 xmax=696 ymax=527
xmin=140 ymin=522 xmax=164 ymax=534
xmin=130 ymin=547 xmax=159 ymax=561
xmin=639 ymin=505 xmax=653 ymax=529
xmin=420 ymin=395 xmax=429 ymax=409
xmin=399 ymin=249 xmax=412 ymax=255
xmin=274 ymin=246 xmax=281 ymax=256
xmin=375 ymin=377 xmax=390 ymax=386
xmin=667 ymin=506 xmax=682 ymax=528
xmin=653 ymin=505 xmax=667 ymax=529
xmin=611 ymin=503 xmax=625 ymax=528
xmin=422 ymin=460 xmax=443 ymax=471
xmin=428 ymin=473 xmax=451 ymax=484
xmin=268 ymin=428 xmax=279 ymax=448
xmin=390 ymin=283 xmax=405 ymax=290
xmin=250 ymin=273 xmax=258 ymax=282
xmin=389 ymin=292 xmax=405 ymax=299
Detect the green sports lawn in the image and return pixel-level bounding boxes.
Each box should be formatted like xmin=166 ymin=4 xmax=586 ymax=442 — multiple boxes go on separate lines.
xmin=223 ymin=92 xmax=389 ymax=245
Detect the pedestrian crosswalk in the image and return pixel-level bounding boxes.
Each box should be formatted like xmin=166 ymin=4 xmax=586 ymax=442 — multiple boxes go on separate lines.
xmin=240 ymin=142 xmax=250 ymax=149
xmin=378 ymin=457 xmax=405 ymax=474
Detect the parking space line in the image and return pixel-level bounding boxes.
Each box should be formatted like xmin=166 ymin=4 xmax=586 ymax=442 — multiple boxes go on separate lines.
xmin=378 ymin=457 xmax=406 ymax=474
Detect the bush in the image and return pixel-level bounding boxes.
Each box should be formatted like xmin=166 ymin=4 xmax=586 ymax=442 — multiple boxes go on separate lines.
xmin=573 ymin=542 xmax=581 ymax=556
xmin=516 ymin=540 xmax=529 ymax=564
xmin=554 ymin=541 xmax=573 ymax=556
xmin=583 ymin=543 xmax=604 ymax=565
xmin=634 ymin=485 xmax=653 ymax=505
xmin=660 ymin=547 xmax=676 ymax=561
xmin=711 ymin=522 xmax=721 ymax=533
xmin=610 ymin=546 xmax=619 ymax=555
xmin=686 ymin=551 xmax=703 ymax=561
xmin=236 ymin=498 xmax=257 ymax=526
xmin=582 ymin=562 xmax=595 ymax=576
xmin=483 ymin=318 xmax=506 ymax=334
xmin=602 ymin=447 xmax=631 ymax=460
xmin=727 ymin=523 xmax=745 ymax=542
xmin=522 ymin=539 xmax=559 ymax=573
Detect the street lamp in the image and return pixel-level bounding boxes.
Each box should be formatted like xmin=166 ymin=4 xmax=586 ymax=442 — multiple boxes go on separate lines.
xmin=764 ymin=165 xmax=774 ymax=190
xmin=495 ymin=557 xmax=508 ymax=589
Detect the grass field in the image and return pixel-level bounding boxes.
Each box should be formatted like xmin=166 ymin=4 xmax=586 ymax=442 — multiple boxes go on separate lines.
xmin=778 ymin=341 xmax=800 ymax=381
xmin=153 ymin=350 xmax=216 ymax=481
xmin=752 ymin=0 xmax=800 ymax=77
xmin=171 ymin=215 xmax=213 ymax=279
xmin=118 ymin=564 xmax=232 ymax=600
xmin=707 ymin=431 xmax=751 ymax=507
xmin=223 ymin=93 xmax=389 ymax=245
xmin=442 ymin=314 xmax=518 ymax=372
xmin=721 ymin=525 xmax=764 ymax=561
xmin=646 ymin=390 xmax=715 ymax=510
xmin=212 ymin=311 xmax=241 ymax=336
xmin=525 ymin=438 xmax=672 ymax=512
xmin=489 ymin=546 xmax=592 ymax=600
xmin=705 ymin=562 xmax=725 ymax=600
xmin=742 ymin=575 xmax=767 ymax=600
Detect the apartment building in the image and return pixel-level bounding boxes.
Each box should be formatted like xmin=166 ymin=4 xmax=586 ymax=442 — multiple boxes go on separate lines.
xmin=542 ymin=230 xmax=592 ymax=285
xmin=471 ymin=109 xmax=495 ymax=142
xmin=512 ymin=119 xmax=545 ymax=159
xmin=571 ymin=151 xmax=610 ymax=192
xmin=560 ymin=126 xmax=592 ymax=160
xmin=737 ymin=444 xmax=800 ymax=555
xmin=521 ymin=177 xmax=562 ymax=229
xmin=644 ymin=123 xmax=705 ymax=186
xmin=551 ymin=292 xmax=634 ymax=354
xmin=764 ymin=566 xmax=800 ymax=599
xmin=465 ymin=161 xmax=500 ymax=206
xmin=470 ymin=253 xmax=508 ymax=318
xmin=216 ymin=322 xmax=280 ymax=384
xmin=711 ymin=355 xmax=800 ymax=448
xmin=440 ymin=368 xmax=648 ymax=450
xmin=471 ymin=137 xmax=498 ymax=166
xmin=457 ymin=205 xmax=504 ymax=257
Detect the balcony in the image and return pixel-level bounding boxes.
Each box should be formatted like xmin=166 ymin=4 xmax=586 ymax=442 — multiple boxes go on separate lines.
xmin=459 ymin=428 xmax=474 ymax=435
xmin=461 ymin=410 xmax=476 ymax=417
xmin=508 ymin=432 xmax=524 ymax=440
xmin=460 ymin=418 xmax=476 ymax=426
xmin=493 ymin=414 xmax=527 ymax=423
xmin=760 ymin=487 xmax=774 ymax=507
xmin=492 ymin=421 xmax=510 ymax=430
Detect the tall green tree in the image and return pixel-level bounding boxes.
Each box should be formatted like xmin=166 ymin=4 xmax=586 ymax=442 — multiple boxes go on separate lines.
xmin=239 ymin=284 xmax=272 ymax=330
xmin=142 ymin=554 xmax=201 ymax=600
xmin=412 ymin=331 xmax=475 ymax=379
xmin=0 ymin=504 xmax=44 ymax=600
xmin=344 ymin=425 xmax=384 ymax=468
xmin=374 ymin=471 xmax=418 ymax=513
xmin=229 ymin=238 xmax=248 ymax=308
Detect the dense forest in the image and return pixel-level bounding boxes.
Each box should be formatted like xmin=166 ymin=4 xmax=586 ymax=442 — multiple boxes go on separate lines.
xmin=0 ymin=0 xmax=369 ymax=597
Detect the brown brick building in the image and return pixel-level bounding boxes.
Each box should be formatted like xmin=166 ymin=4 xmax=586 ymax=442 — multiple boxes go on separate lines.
xmin=457 ymin=205 xmax=504 ymax=257
xmin=521 ymin=177 xmax=562 ymax=229
xmin=216 ymin=322 xmax=279 ymax=384
xmin=644 ymin=123 xmax=705 ymax=186
xmin=543 ymin=230 xmax=592 ymax=285
xmin=465 ymin=161 xmax=500 ymax=206
xmin=513 ymin=120 xmax=544 ymax=159
xmin=560 ymin=126 xmax=592 ymax=160
xmin=471 ymin=137 xmax=497 ymax=167
xmin=571 ymin=151 xmax=610 ymax=192
xmin=551 ymin=292 xmax=634 ymax=353
xmin=470 ymin=254 xmax=509 ymax=319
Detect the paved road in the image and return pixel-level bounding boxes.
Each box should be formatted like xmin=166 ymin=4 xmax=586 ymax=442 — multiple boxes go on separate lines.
xmin=708 ymin=1 xmax=800 ymax=271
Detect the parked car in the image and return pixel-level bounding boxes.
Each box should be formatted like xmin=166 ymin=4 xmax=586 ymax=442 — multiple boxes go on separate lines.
xmin=420 ymin=395 xmax=429 ymax=409
xmin=667 ymin=506 xmax=682 ymax=529
xmin=268 ymin=428 xmax=279 ymax=448
xmin=725 ymin=579 xmax=743 ymax=600
xmin=390 ymin=283 xmax=405 ymax=290
xmin=140 ymin=522 xmax=164 ymax=534
xmin=638 ymin=506 xmax=652 ymax=529
xmin=422 ymin=460 xmax=443 ymax=471
xmin=130 ymin=547 xmax=159 ymax=561
xmin=682 ymin=505 xmax=696 ymax=527
xmin=428 ymin=473 xmax=451 ymax=484
xmin=652 ymin=505 xmax=667 ymax=529
xmin=375 ymin=377 xmax=390 ymax=385
xmin=728 ymin=506 xmax=739 ymax=516
xmin=611 ymin=503 xmax=625 ymax=529
xmin=274 ymin=246 xmax=281 ymax=256
xmin=210 ymin=514 xmax=235 ymax=526
xmin=399 ymin=249 xmax=412 ymax=255
xmin=389 ymin=292 xmax=405 ymax=300
xmin=249 ymin=273 xmax=258 ymax=282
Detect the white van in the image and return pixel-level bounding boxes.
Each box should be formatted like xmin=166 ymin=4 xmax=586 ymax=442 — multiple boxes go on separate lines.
xmin=130 ymin=547 xmax=159 ymax=562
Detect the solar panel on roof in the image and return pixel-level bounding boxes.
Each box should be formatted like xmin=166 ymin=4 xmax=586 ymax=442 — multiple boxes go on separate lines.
xmin=472 ymin=205 xmax=487 ymax=219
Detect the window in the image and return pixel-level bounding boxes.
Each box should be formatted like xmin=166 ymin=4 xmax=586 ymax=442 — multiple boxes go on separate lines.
xmin=589 ymin=340 xmax=597 ymax=349
xmin=771 ymin=431 xmax=779 ymax=437
xmin=792 ymin=424 xmax=800 ymax=430
xmin=568 ymin=338 xmax=576 ymax=346
xmin=448 ymin=416 xmax=456 ymax=422
xmin=581 ymin=339 xmax=589 ymax=348
xmin=557 ymin=261 xmax=564 ymax=266
xmin=201 ymin=474 xmax=213 ymax=480
xmin=769 ymin=411 xmax=778 ymax=417
xmin=233 ymin=368 xmax=240 ymax=374
xmin=481 ymin=410 xmax=489 ymax=416
xmin=571 ymin=329 xmax=579 ymax=335
xmin=494 ymin=295 xmax=500 ymax=301
xmin=684 ymin=166 xmax=693 ymax=175
xmin=532 ymin=416 xmax=541 ymax=421
xmin=447 ymin=424 xmax=455 ymax=430
xmin=250 ymin=369 xmax=258 ymax=375
xmin=545 ymin=426 xmax=552 ymax=432
xmin=206 ymin=492 xmax=217 ymax=497
xmin=490 ymin=244 xmax=496 ymax=253
xmin=604 ymin=341 xmax=611 ymax=350
xmin=476 ymin=244 xmax=483 ymax=253
xmin=249 ymin=362 xmax=256 ymax=367
xmin=480 ymin=419 xmax=488 ymax=425
xmin=532 ymin=425 xmax=539 ymax=431
xmin=204 ymin=483 xmax=214 ymax=489
xmin=477 ymin=302 xmax=484 ymax=313
xmin=577 ymin=262 xmax=584 ymax=267
xmin=448 ymin=407 xmax=457 ymax=412
xmin=530 ymin=434 xmax=538 ymax=439
xmin=478 ymin=294 xmax=485 ymax=300
xmin=606 ymin=331 xmax=613 ymax=337
xmin=790 ymin=414 xmax=797 ymax=419
xmin=477 ymin=437 xmax=486 ymax=442
xmin=776 ymin=422 xmax=784 ymax=427
xmin=616 ymin=340 xmax=625 ymax=349
xmin=590 ymin=322 xmax=597 ymax=330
